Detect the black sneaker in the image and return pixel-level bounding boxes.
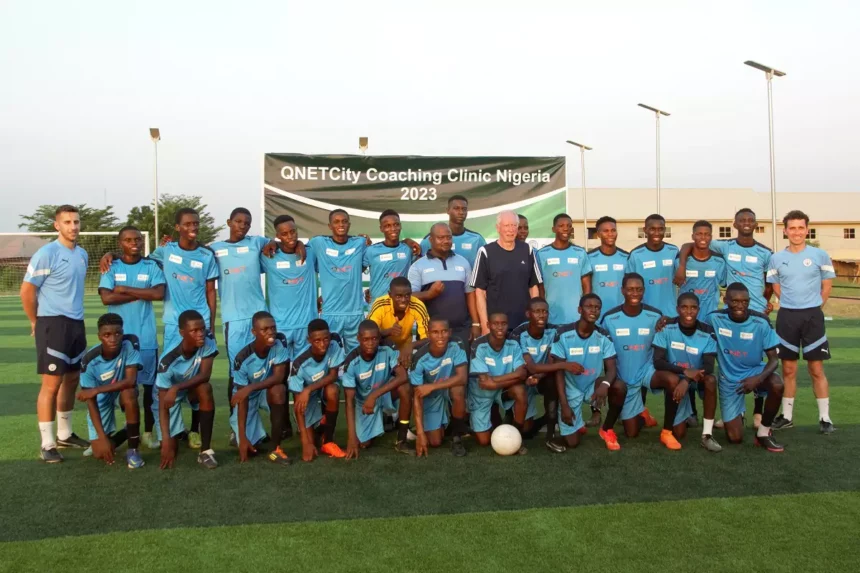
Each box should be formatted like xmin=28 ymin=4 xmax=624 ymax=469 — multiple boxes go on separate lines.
xmin=517 ymin=446 xmax=528 ymax=456
xmin=383 ymin=415 xmax=396 ymax=433
xmin=754 ymin=432 xmax=784 ymax=453
xmin=772 ymin=415 xmax=793 ymax=430
xmin=57 ymin=433 xmax=89 ymax=449
xmin=820 ymin=420 xmax=836 ymax=435
xmin=197 ymin=449 xmax=219 ymax=469
xmin=228 ymin=431 xmax=237 ymax=447
xmin=40 ymin=447 xmax=63 ymax=463
xmin=451 ymin=437 xmax=467 ymax=457
xmin=545 ymin=438 xmax=566 ymax=454
xmin=281 ymin=426 xmax=293 ymax=441
xmin=394 ymin=440 xmax=415 ymax=455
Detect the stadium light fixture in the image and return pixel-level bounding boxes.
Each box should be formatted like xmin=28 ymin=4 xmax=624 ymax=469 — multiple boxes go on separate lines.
xmin=744 ymin=61 xmax=786 ymax=250
xmin=359 ymin=136 xmax=368 ymax=155
xmin=638 ymin=104 xmax=670 ymax=214
xmin=150 ymin=128 xmax=160 ymax=246
xmin=565 ymin=141 xmax=592 ymax=247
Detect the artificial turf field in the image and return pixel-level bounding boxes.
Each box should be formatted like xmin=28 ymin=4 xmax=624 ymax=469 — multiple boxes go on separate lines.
xmin=0 ymin=295 xmax=858 ymax=572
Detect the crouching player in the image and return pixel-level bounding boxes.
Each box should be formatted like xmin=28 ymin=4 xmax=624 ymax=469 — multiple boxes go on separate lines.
xmin=77 ymin=313 xmax=144 ymax=468
xmin=469 ymin=313 xmax=529 ymax=454
xmin=155 ymin=310 xmax=218 ymax=469
xmin=551 ymin=294 xmax=624 ymax=452
xmin=707 ymin=283 xmax=785 ymax=452
xmin=653 ymin=293 xmax=721 ymax=452
xmin=230 ymin=311 xmax=291 ymax=465
xmin=601 ymin=273 xmax=684 ymax=450
xmin=342 ymin=320 xmax=412 ymax=458
xmin=288 ymin=319 xmax=347 ymax=462
xmin=412 ymin=318 xmax=469 ymax=457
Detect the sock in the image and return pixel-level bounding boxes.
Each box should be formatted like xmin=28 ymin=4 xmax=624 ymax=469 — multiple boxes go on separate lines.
xmin=56 ymin=411 xmax=73 ymax=440
xmin=688 ymin=386 xmax=698 ymax=416
xmin=817 ymin=398 xmax=831 ymax=423
xmin=781 ymin=397 xmax=794 ymax=421
xmin=270 ymin=403 xmax=286 ymax=448
xmin=127 ymin=423 xmax=140 ymax=449
xmin=757 ymin=424 xmax=771 ymax=438
xmin=199 ymin=410 xmax=215 ymax=451
xmin=603 ymin=402 xmax=622 ymax=431
xmin=640 ymin=387 xmax=648 ymax=405
xmin=111 ymin=429 xmax=128 ymax=447
xmin=450 ymin=416 xmax=466 ymax=438
xmin=227 ymin=378 xmax=235 ymax=416
xmin=663 ymin=391 xmax=679 ymax=431
xmin=754 ymin=396 xmax=764 ymax=416
xmin=143 ymin=387 xmax=155 ymax=432
xmin=397 ymin=420 xmax=409 ymax=442
xmin=323 ymin=410 xmax=338 ymax=443
xmin=191 ymin=409 xmax=200 ymax=433
xmin=703 ymin=419 xmax=714 ymax=436
xmin=39 ymin=421 xmax=56 ymax=449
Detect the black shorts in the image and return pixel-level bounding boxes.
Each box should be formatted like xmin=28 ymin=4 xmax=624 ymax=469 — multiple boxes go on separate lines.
xmin=775 ymin=307 xmax=830 ymax=361
xmin=35 ymin=316 xmax=87 ymax=375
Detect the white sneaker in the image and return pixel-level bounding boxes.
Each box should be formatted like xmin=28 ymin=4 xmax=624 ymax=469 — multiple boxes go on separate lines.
xmin=406 ymin=429 xmax=417 ymax=442
xmin=715 ymin=419 xmax=725 ymax=429
xmin=141 ymin=431 xmax=160 ymax=449
xmin=83 ymin=446 xmax=93 ymax=457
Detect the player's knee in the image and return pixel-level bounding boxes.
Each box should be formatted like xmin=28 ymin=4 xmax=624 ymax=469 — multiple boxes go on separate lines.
xmin=726 ymin=429 xmax=743 ymax=444
xmin=769 ymin=377 xmax=784 ymax=397
xmin=428 ymin=433 xmax=443 ymax=448
xmin=509 ymin=385 xmax=527 ymax=405
xmin=120 ymin=388 xmax=138 ymax=407
xmin=673 ymin=425 xmax=687 ymax=440
xmin=475 ymin=432 xmax=491 ymax=447
xmin=782 ymin=360 xmax=798 ymax=376
xmin=665 ymin=373 xmax=680 ymax=392
xmin=268 ymin=384 xmax=286 ymax=405
xmin=324 ymin=383 xmax=340 ymax=405
xmin=449 ymin=385 xmax=466 ymax=405
xmin=564 ymin=433 xmax=580 ymax=449
xmin=609 ymin=380 xmax=627 ymax=401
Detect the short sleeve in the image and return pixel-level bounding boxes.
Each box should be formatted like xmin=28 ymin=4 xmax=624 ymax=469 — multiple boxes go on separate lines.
xmin=287 ymin=364 xmax=305 ymax=393
xmin=529 ymin=250 xmax=542 ymax=287
xmin=368 ymin=302 xmax=386 ymax=327
xmin=625 ymin=253 xmax=636 ymax=274
xmin=510 ymin=348 xmax=525 ymax=370
xmin=387 ymin=348 xmax=400 ymax=371
xmin=150 ymin=262 xmax=166 ymax=287
xmin=550 ymin=339 xmax=566 ymax=361
xmin=205 ymin=254 xmax=219 ymax=281
xmin=149 ymin=246 xmax=165 ymax=264
xmin=124 ymin=342 xmax=142 ymax=370
xmin=419 ymin=237 xmax=431 ymax=256
xmin=703 ymin=334 xmax=718 ymax=355
xmin=201 ymin=338 xmax=219 ymax=359
xmin=581 ymin=252 xmax=593 ymax=276
xmin=80 ymin=366 xmax=99 ymax=389
xmin=766 ymin=256 xmax=780 ymax=284
xmin=409 ymin=359 xmax=424 ymax=386
xmin=98 ymin=266 xmax=116 ymax=291
xmin=469 ymin=345 xmax=489 ymax=374
xmin=253 ymin=236 xmax=271 ymax=252
xmin=23 ymin=247 xmax=53 ymax=287
xmin=818 ymin=250 xmax=836 ymax=280
xmin=413 ymin=300 xmax=429 ymax=340
xmin=717 ymin=258 xmax=728 ymax=288
xmin=601 ymin=335 xmax=617 ymax=359
xmin=328 ymin=344 xmax=345 ymax=369
xmin=763 ymin=323 xmax=780 ymax=351
xmin=470 ymin=248 xmax=490 ymax=290
xmin=361 ymin=247 xmax=370 ymax=270
xmin=475 ymin=234 xmax=487 ymax=251
xmin=451 ymin=344 xmax=468 ymax=367
xmin=408 ymin=262 xmax=423 ymax=292
xmin=462 ymin=259 xmax=475 ymax=293
xmin=272 ymin=343 xmax=290 ymax=365
xmin=653 ymin=329 xmax=667 ymax=349
xmin=233 ymin=363 xmax=251 ymax=386
xmin=710 ymin=241 xmax=728 ymax=256
xmin=155 ymin=368 xmax=173 ymax=390
xmin=340 ymin=362 xmax=356 ymax=389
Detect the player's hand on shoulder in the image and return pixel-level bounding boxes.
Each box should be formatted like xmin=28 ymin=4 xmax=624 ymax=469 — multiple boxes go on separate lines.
xmin=359 ymin=234 xmax=372 ymax=246
xmin=262 ymin=240 xmax=278 ymax=258
xmin=99 ymin=251 xmax=115 ymax=274
xmin=159 ymin=235 xmax=172 ymax=247
xmin=655 ymin=316 xmax=669 ymax=332
xmin=673 ymin=265 xmax=686 ymax=287
xmin=404 ymin=237 xmax=421 ymax=257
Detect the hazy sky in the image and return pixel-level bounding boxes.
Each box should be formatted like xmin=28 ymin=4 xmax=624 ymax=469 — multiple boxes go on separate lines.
xmin=1 ymin=1 xmax=858 ymax=237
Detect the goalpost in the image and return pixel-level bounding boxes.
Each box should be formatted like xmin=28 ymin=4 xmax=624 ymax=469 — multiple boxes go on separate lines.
xmin=0 ymin=231 xmax=150 ymax=296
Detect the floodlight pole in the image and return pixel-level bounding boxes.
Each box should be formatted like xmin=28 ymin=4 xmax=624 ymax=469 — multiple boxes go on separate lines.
xmin=745 ymin=61 xmax=785 ymax=249
xmin=566 ymin=140 xmax=592 ymax=247
xmin=638 ymin=104 xmax=670 ymax=214
xmin=150 ymin=128 xmax=161 ymax=247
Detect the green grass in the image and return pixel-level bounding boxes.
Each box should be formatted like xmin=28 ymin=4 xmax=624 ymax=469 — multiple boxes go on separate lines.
xmin=1 ymin=296 xmax=859 ymax=572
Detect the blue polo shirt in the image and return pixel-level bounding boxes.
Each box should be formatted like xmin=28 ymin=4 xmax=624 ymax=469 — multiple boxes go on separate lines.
xmin=24 ymin=241 xmax=89 ymax=320
xmin=407 ymin=251 xmax=473 ymax=329
xmin=420 ymin=228 xmax=486 ymax=268
xmin=767 ymin=246 xmax=836 ymax=309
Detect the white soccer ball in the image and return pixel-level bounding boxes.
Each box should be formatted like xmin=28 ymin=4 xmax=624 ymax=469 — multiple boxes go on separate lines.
xmin=490 ymin=424 xmax=522 ymax=456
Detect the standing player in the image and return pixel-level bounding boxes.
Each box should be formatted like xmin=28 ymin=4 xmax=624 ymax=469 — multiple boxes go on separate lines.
xmin=409 ymin=223 xmax=480 ymax=345
xmin=230 ymin=311 xmax=291 ymax=465
xmin=419 ymin=195 xmax=486 ymax=268
xmin=288 ymin=319 xmax=347 ymax=461
xmin=652 ymin=293 xmax=722 ymax=452
xmin=706 ymin=283 xmax=784 ymax=451
xmin=21 ymin=205 xmax=90 ymax=462
xmin=626 ymin=214 xmax=679 ymax=317
xmin=77 ymin=313 xmax=144 ymax=468
xmin=412 ymin=318 xmax=470 ymax=457
xmin=368 ymin=277 xmax=429 ymax=367
xmin=308 ymin=210 xmax=367 ymax=353
xmin=155 ymin=310 xmax=219 ymax=469
xmin=98 ymin=226 xmax=165 ymax=449
xmin=767 ymin=210 xmax=836 ymax=433
xmin=468 ymin=313 xmax=529 ymax=452
xmin=535 ymin=213 xmax=593 ymax=324
xmin=588 ymin=216 xmax=629 ymax=317
xmin=363 ymin=209 xmax=415 ymax=303
xmin=342 ymin=320 xmax=412 ymax=456
xmin=600 ymin=273 xmax=683 ymax=450
xmin=675 ymin=220 xmax=726 ymax=426
xmin=210 ymin=208 xmax=272 ymax=420
xmin=551 ymin=294 xmax=623 ymax=451
xmin=517 ymin=214 xmax=530 ymax=242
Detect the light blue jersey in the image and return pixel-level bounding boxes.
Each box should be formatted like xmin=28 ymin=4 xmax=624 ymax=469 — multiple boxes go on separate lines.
xmin=510 ymin=322 xmax=558 ymax=419
xmin=600 ymin=305 xmax=662 ymax=387
xmin=23 ymin=241 xmax=88 ymax=320
xmin=149 ymin=242 xmax=219 ymax=327
xmin=410 ymin=341 xmax=468 ymax=432
xmin=98 ymin=258 xmax=166 ymax=350
xmin=153 ymin=336 xmax=219 ymax=439
xmin=261 ymin=248 xmax=318 ymax=330
xmin=80 ymin=337 xmax=142 ymax=440
xmin=468 ymin=336 xmax=525 ymax=432
xmin=679 ymin=253 xmax=727 ymax=318
xmin=342 ymin=344 xmax=401 ymax=442
xmin=420 ymin=228 xmax=486 ymax=268
xmin=210 ymin=236 xmax=270 ymax=323
xmin=653 ymin=320 xmax=718 ymax=425
xmin=709 ymin=239 xmax=772 ymax=313
xmin=550 ymin=323 xmax=616 ymax=435
xmin=288 ymin=335 xmax=345 ymax=428
xmin=626 ymin=243 xmax=680 ymax=317
xmin=535 ymin=244 xmax=593 ymax=324
xmin=766 ymin=246 xmax=836 ymax=309
xmin=230 ymin=335 xmax=290 ymax=445
xmin=364 ymin=242 xmax=413 ymax=302
xmin=587 ymin=247 xmax=629 ymax=316
xmin=308 ymin=236 xmax=367 ymax=316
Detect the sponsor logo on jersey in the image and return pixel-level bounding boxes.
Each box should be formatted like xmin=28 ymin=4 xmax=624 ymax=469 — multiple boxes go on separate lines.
xmin=745 ymin=255 xmax=757 ymax=263
xmin=728 ymin=253 xmax=742 ymax=262
xmin=570 ymin=347 xmax=584 ymax=356
xmin=671 ymin=341 xmax=686 ymax=350
xmin=325 ymin=248 xmax=339 ymax=257
xmin=137 ymin=274 xmax=149 ymax=281
xmin=643 ymin=260 xmax=657 ymax=269
xmin=485 ymin=357 xmax=496 ymax=366
xmin=276 ymin=261 xmax=291 ymax=269
xmin=663 ymin=259 xmax=674 ymax=267
xmin=215 ymin=249 xmax=228 ymax=258
xmin=359 ymin=370 xmax=372 ymax=380
xmin=568 ymin=257 xmax=578 ymax=264
xmin=311 ymin=370 xmax=325 ymax=382
xmin=546 ymin=258 xmax=560 ymax=266
xmin=441 ymin=357 xmax=452 ymax=366
xmin=237 ymin=246 xmax=249 ymax=254
xmin=803 ymin=258 xmax=812 ymax=267
xmin=719 ymin=328 xmax=732 ymax=337
xmin=100 ymin=370 xmax=115 ymax=381
xmin=613 ymin=264 xmax=625 ymax=271
xmin=638 ymin=328 xmax=650 ymax=335
xmin=168 ymin=254 xmax=183 ymax=264
xmin=379 ymin=253 xmax=393 ymax=262
xmin=686 ymin=346 xmax=699 ymax=355
xmin=345 ymin=248 xmax=356 ymax=255
xmin=502 ymin=355 xmax=513 ymax=364
xmin=375 ymin=362 xmax=386 ymax=371
xmin=615 ymin=328 xmax=630 ymax=336
xmin=461 ymin=243 xmax=473 ymax=250
xmin=740 ymin=332 xmax=754 ymax=340
xmin=190 ymin=260 xmax=203 ymax=269
xmin=588 ymin=346 xmax=601 ymax=354
xmin=686 ymin=270 xmax=699 ymax=278
xmin=594 ymin=264 xmax=608 ymax=272
xmin=115 ymin=273 xmax=127 ymax=281
xmin=704 ymin=270 xmax=716 ymax=278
